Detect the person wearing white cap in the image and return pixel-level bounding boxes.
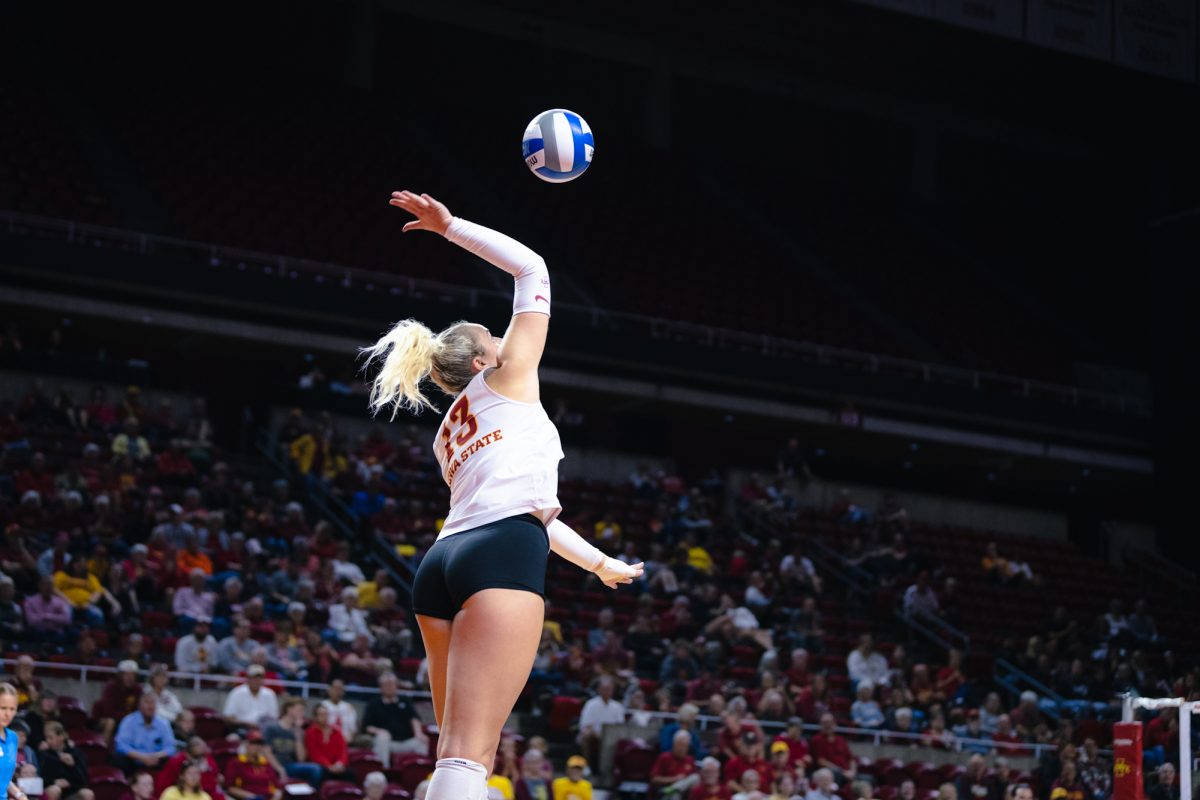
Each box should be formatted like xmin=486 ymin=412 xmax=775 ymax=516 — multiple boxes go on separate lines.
xmin=222 ymin=664 xmax=279 ymax=729
xmin=174 ymin=617 xmax=219 ymax=674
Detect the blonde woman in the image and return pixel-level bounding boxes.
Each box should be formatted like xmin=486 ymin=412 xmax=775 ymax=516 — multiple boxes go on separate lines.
xmin=1 ymin=684 xmax=29 ymax=800
xmin=363 ymin=191 xmax=643 ymax=800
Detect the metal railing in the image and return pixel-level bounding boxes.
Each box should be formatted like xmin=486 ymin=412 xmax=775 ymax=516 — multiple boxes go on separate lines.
xmin=0 ymin=209 xmax=1149 ymax=417
xmin=0 ymin=657 xmax=433 ymax=701
xmin=993 ymin=658 xmax=1067 ymax=722
xmin=623 ymin=708 xmax=1063 ymax=757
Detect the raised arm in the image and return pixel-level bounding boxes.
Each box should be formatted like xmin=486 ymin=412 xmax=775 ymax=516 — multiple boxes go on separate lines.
xmin=390 ymin=190 xmax=548 ymax=401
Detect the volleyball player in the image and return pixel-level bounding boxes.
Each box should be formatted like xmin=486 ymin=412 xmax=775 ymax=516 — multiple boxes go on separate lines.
xmin=362 ymin=191 xmax=643 ymax=800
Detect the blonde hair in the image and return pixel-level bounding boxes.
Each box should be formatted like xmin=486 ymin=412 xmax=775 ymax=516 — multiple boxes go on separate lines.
xmin=360 ymin=319 xmax=486 ymax=417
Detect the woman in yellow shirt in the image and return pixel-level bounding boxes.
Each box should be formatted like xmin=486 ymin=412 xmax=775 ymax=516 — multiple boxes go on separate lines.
xmin=53 ymin=558 xmax=118 ymax=627
xmin=160 ymin=762 xmax=213 ymax=800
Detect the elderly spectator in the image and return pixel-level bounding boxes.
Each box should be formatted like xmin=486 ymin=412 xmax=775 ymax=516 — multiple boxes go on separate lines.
xmin=690 ymin=757 xmax=731 ymax=800
xmin=578 ymin=675 xmax=625 ymax=766
xmin=804 ymin=770 xmax=837 ymax=800
xmin=732 ymin=770 xmax=764 ymax=800
xmin=955 ymin=755 xmax=995 ymax=800
xmin=725 ymin=731 xmax=772 ymax=792
xmin=145 ymin=664 xmax=184 ymax=723
xmin=326 ymin=586 xmax=372 ymax=643
xmin=363 ymin=672 xmax=428 ymax=763
xmin=363 ymin=772 xmax=388 ymax=800
xmin=810 ymin=714 xmax=855 ymax=783
xmin=850 ymin=682 xmax=884 ymax=729
xmin=222 ymin=665 xmax=279 ymax=729
xmin=660 ymin=703 xmax=706 ymax=758
xmin=1148 ymin=763 xmax=1179 ymax=800
xmin=114 ymin=693 xmax=175 ymax=773
xmin=173 ymin=569 xmax=215 ymax=630
xmin=515 ymin=749 xmax=552 ymax=800
xmin=991 ymin=715 xmax=1024 ymax=754
xmin=652 ymin=729 xmax=700 ymax=796
xmin=8 ymin=655 xmax=41 ymax=710
xmin=1009 ymin=691 xmax=1041 ymax=739
xmin=978 ymin=693 xmax=1003 ymax=735
xmin=175 ymin=617 xmax=220 ymax=674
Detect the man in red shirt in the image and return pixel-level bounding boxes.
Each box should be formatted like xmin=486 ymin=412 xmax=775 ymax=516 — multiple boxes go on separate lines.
xmin=225 ymin=730 xmax=284 ymax=800
xmin=809 ymin=713 xmax=856 ymax=783
xmin=723 ymin=731 xmax=772 ymax=793
xmin=688 ymin=758 xmax=730 ymax=800
xmin=652 ymin=730 xmax=699 ymax=797
xmin=772 ymin=717 xmax=812 ymax=770
xmin=94 ymin=661 xmax=144 ymax=741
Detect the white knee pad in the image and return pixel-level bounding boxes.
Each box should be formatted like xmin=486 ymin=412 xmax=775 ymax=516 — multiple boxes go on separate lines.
xmin=427 ymin=757 xmax=488 ymax=800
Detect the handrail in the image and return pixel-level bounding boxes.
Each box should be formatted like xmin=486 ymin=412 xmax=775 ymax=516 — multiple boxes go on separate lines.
xmin=993 ymin=658 xmax=1066 ymax=722
xmin=0 ymin=209 xmax=1149 ymax=417
xmin=902 ymin=608 xmax=971 ymax=653
xmin=625 ymin=709 xmax=1066 ymax=757
xmin=0 ymin=657 xmax=433 ymax=701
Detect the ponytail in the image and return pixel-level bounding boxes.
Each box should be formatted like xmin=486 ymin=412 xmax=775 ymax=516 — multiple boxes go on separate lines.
xmin=361 ymin=319 xmax=440 ymax=418
xmin=360 ymin=319 xmax=487 ymax=418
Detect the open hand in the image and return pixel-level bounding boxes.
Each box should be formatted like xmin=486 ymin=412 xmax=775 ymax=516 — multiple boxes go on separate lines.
xmin=597 ymin=558 xmax=645 ymax=590
xmin=389 ymin=190 xmax=452 ymax=235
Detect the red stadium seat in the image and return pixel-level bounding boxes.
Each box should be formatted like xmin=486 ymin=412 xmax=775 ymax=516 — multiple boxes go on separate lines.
xmin=88 ymin=766 xmax=125 ymax=781
xmin=395 ymin=758 xmax=434 ymax=791
xmin=92 ymin=778 xmax=130 ymax=800
xmin=350 ymin=758 xmax=386 ymax=783
xmin=321 ymin=782 xmax=360 ymax=800
xmin=612 ymin=740 xmax=657 ymax=783
xmin=547 ymin=696 xmax=582 ymax=736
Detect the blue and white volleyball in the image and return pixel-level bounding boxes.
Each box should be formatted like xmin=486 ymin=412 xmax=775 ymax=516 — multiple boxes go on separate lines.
xmin=522 ymin=109 xmax=594 ymax=183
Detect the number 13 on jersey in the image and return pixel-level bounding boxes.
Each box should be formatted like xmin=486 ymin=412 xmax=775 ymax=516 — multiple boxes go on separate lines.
xmin=440 ymin=395 xmax=478 ymax=461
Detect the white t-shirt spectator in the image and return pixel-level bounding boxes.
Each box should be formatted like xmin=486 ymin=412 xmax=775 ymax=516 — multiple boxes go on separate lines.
xmin=320 ymin=698 xmax=359 ymax=740
xmin=780 ymin=554 xmax=817 ymax=581
xmin=578 ymin=695 xmax=625 ymax=737
xmin=175 ymin=633 xmax=220 ymax=673
xmin=847 ymin=648 xmax=890 ymax=687
xmin=332 ymin=558 xmax=366 ymax=585
xmin=327 ymin=602 xmax=372 ymax=643
xmin=223 ymin=683 xmax=280 ymax=726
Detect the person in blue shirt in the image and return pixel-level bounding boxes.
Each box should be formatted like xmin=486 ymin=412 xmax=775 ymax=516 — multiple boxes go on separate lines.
xmin=114 ymin=692 xmax=176 ymax=773
xmin=1 ymin=684 xmax=29 ymax=800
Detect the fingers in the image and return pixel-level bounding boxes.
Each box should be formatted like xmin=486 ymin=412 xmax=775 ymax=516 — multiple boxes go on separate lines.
xmin=402 ymin=221 xmax=421 ymax=233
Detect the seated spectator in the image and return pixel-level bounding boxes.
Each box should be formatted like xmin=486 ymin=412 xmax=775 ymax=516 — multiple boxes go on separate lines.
xmin=690 ymin=757 xmax=731 ymax=800
xmin=660 ymin=703 xmax=706 ymax=758
xmin=326 ymin=587 xmax=371 ymax=644
xmin=744 ymin=573 xmax=772 ymax=610
xmin=319 ymin=678 xmax=358 ymax=742
xmin=160 ymin=762 xmax=212 ymax=800
xmin=38 ymin=721 xmax=93 ymax=800
xmin=1009 ymin=691 xmax=1041 ymax=739
xmin=155 ymin=738 xmax=224 ymax=800
xmin=991 ymin=715 xmax=1024 ymax=754
xmin=96 ymin=660 xmax=144 ymax=741
xmin=264 ymin=625 xmax=302 ymax=678
xmin=954 ymin=755 xmax=994 ymax=800
xmin=780 ymin=543 xmax=821 ymax=595
xmin=952 ymin=710 xmax=990 ymax=755
xmin=771 ymin=717 xmax=811 ymax=770
xmin=725 ymin=731 xmax=772 ymax=793
xmin=173 ymin=569 xmax=215 ymax=630
xmin=146 ymin=664 xmax=184 ymax=723
xmin=897 ymin=782 xmax=916 ymax=800
xmin=8 ymin=655 xmax=41 ymax=710
xmin=54 ymin=557 xmax=116 ymax=628
xmin=305 ymin=703 xmax=350 ymax=781
xmin=732 ymin=770 xmax=764 ymax=800
xmin=902 ymin=572 xmax=939 ymax=621
xmin=809 ymin=714 xmax=855 ymax=784
xmin=981 ymin=542 xmax=1034 ymax=585
xmin=1049 ymin=759 xmax=1086 ymax=800
xmin=850 ymin=683 xmax=884 ymax=729
xmin=846 ymin=635 xmax=889 ymax=690
xmin=177 ymin=536 xmax=213 ymax=577
xmin=0 ymin=576 xmax=24 ymax=641
xmin=114 ymin=693 xmax=175 ymax=773
xmin=330 ymin=541 xmax=365 ymax=585
xmin=223 ymin=729 xmax=283 ymax=800
xmin=222 ymin=665 xmax=279 ymax=730
xmin=218 ymin=619 xmax=259 ymax=674
xmin=363 ymin=773 xmax=389 ymax=800
xmin=23 ymin=690 xmax=59 ymax=749
xmin=921 ymin=715 xmax=956 ymax=751
xmin=175 ymin=617 xmax=220 ymax=674
xmin=578 ymin=676 xmax=624 ymax=767
xmin=978 ymin=693 xmax=1003 ymax=735
xmin=793 ymin=675 xmax=831 ymax=724
xmin=356 ymin=568 xmax=390 ymax=610
xmin=766 ymin=742 xmax=795 ymax=786
xmin=804 ymin=769 xmax=837 ymax=800
xmin=936 ymin=649 xmax=966 ymax=702
xmin=126 ymin=771 xmax=158 ymax=800
xmin=1148 ymin=763 xmax=1179 ymax=800
xmin=652 ymin=730 xmax=700 ymax=797
xmin=363 ymin=672 xmax=428 ymax=763
xmin=264 ymin=699 xmax=320 ymax=785
xmin=587 ymin=608 xmax=616 ymax=652
xmin=515 ymin=749 xmax=552 ymax=800
xmin=885 ymin=707 xmax=917 ymax=743
xmin=937 ymin=786 xmax=958 ymax=800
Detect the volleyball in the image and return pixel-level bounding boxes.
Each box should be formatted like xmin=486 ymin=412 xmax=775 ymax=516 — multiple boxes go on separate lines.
xmin=522 ymin=109 xmax=594 ymax=183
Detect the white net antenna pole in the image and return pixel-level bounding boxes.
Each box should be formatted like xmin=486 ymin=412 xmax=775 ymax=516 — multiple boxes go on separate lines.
xmin=1124 ymin=695 xmax=1199 ymax=800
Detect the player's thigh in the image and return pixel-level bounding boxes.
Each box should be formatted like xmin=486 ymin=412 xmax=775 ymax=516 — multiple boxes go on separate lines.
xmin=416 ymin=613 xmax=453 ymax=729
xmin=440 ymin=588 xmax=544 ymax=762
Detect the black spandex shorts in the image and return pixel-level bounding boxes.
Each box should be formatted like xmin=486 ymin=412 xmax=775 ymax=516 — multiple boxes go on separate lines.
xmin=411 ymin=513 xmax=549 ymax=620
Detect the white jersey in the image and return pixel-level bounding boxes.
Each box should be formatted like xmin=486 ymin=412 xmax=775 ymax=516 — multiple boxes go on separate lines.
xmin=433 ymin=368 xmax=564 ymax=539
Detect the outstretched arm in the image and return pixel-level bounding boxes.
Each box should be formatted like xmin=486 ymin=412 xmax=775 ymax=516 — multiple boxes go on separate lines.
xmin=546 ymin=518 xmax=644 ymax=589
xmin=390 ymin=190 xmax=549 ymax=400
